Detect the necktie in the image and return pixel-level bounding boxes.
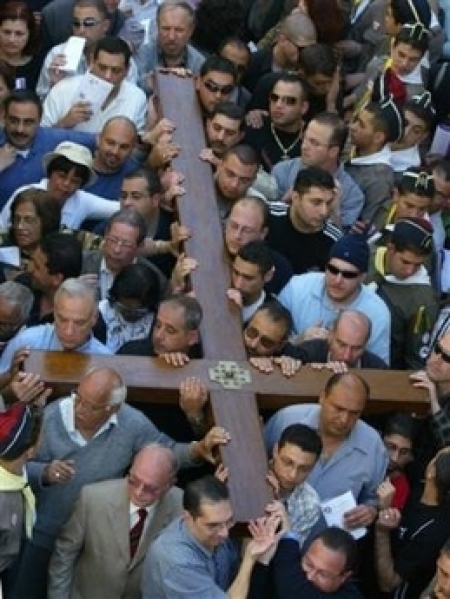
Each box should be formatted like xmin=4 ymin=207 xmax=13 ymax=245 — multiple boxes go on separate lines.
xmin=130 ymin=508 xmax=147 ymax=558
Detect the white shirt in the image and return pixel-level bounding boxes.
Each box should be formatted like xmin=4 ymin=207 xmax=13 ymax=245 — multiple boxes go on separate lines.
xmin=59 ymin=396 xmax=118 ymax=446
xmin=0 ymin=179 xmax=119 ymax=230
xmin=41 ymin=75 xmax=147 ymax=133
xmin=36 ymin=42 xmax=139 ymax=100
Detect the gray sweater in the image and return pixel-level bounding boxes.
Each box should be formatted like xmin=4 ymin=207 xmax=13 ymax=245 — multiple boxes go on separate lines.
xmin=27 ymin=400 xmax=193 ymax=549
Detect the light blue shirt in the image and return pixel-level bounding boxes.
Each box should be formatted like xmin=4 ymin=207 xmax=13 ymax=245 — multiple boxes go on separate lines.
xmin=0 ymin=323 xmax=111 ymax=373
xmin=265 ymin=404 xmax=388 ymax=506
xmin=278 ymin=272 xmax=391 ymax=364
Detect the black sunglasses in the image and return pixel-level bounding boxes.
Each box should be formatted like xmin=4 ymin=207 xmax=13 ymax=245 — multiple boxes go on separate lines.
xmin=326 ymin=263 xmax=361 ymax=280
xmin=203 ymin=80 xmax=234 ymax=95
xmin=269 ymin=92 xmax=298 ymax=106
xmin=434 ymin=343 xmax=450 ymax=364
xmin=72 ymin=17 xmax=103 ymax=28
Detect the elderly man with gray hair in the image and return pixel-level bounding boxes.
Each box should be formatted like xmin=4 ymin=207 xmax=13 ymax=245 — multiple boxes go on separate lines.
xmin=0 ymin=278 xmax=112 ymax=377
xmin=10 ymin=367 xmax=231 ymax=599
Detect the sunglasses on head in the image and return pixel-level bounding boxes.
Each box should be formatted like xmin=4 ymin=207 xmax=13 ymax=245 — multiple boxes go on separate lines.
xmin=72 ymin=17 xmax=103 ymax=27
xmin=434 ymin=343 xmax=450 ymax=363
xmin=326 ymin=263 xmax=361 ymax=279
xmin=269 ymin=92 xmax=298 ymax=106
xmin=203 ymin=80 xmax=234 ymax=95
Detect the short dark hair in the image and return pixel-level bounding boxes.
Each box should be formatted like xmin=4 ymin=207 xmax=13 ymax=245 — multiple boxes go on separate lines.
xmin=397 ymin=167 xmax=435 ymax=198
xmin=122 ymin=168 xmax=162 ymax=195
xmin=210 ymin=101 xmax=245 ymax=131
xmin=271 ymin=73 xmax=309 ymax=102
xmin=108 ymin=262 xmax=160 ymax=311
xmin=74 ymin=0 xmax=108 ymax=18
xmin=252 ymin=300 xmax=292 ymax=339
xmin=299 ymin=43 xmax=338 ymax=78
xmin=10 ymin=188 xmax=61 ymax=244
xmin=199 ymin=55 xmax=237 ymax=83
xmin=183 ymin=475 xmax=229 ymax=517
xmin=105 ymin=209 xmax=147 ymax=245
xmin=218 ymin=37 xmax=250 ymax=59
xmin=313 ymin=526 xmax=358 ymax=573
xmin=160 ymin=294 xmax=203 ymax=330
xmin=404 ymin=99 xmax=435 ymax=133
xmin=40 ymin=232 xmax=83 ymax=279
xmin=293 ymin=165 xmax=335 ymax=195
xmin=364 ymin=101 xmax=403 ymax=144
xmin=237 ymin=240 xmax=274 ymax=276
xmin=4 ymin=89 xmax=42 ymax=117
xmin=393 ymin=24 xmax=429 ymax=55
xmin=383 ymin=413 xmax=417 ymax=445
xmin=278 ymin=423 xmax=322 ymax=457
xmin=323 ymin=372 xmax=370 ymax=401
xmin=46 ymin=156 xmax=91 ymax=187
xmin=93 ymin=36 xmax=131 ymax=66
xmin=222 ymin=144 xmax=259 ymax=168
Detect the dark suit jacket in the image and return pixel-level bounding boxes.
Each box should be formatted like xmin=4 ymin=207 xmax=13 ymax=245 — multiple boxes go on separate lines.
xmin=292 ymin=338 xmax=388 ymax=369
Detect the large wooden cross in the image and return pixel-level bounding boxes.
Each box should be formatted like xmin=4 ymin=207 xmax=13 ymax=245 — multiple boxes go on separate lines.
xmin=26 ymin=73 xmax=428 ymax=522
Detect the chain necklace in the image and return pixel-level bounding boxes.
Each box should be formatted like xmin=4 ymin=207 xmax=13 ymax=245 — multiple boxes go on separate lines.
xmin=270 ymin=123 xmax=302 ymax=160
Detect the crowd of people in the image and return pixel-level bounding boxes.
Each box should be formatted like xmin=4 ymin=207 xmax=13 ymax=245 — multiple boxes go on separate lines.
xmin=1 ymin=0 xmax=450 ymax=596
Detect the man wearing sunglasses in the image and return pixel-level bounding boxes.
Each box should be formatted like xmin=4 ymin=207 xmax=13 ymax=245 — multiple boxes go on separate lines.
xmin=411 ymin=331 xmax=450 ymax=449
xmin=195 ymin=55 xmax=237 ymax=118
xmin=40 ymin=0 xmax=126 ymax=52
xmin=278 ymin=232 xmax=391 ymax=364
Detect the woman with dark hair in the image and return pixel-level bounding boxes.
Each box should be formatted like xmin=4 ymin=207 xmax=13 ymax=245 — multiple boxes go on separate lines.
xmin=0 ymin=187 xmax=61 ymax=275
xmin=375 ymin=448 xmax=450 ymax=598
xmin=0 ymin=1 xmax=44 ymax=90
xmin=94 ymin=262 xmax=161 ymax=352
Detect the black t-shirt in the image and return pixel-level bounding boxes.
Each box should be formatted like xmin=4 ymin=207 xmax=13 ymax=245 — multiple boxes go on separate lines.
xmin=390 ymin=501 xmax=450 ymax=598
xmin=243 ymin=117 xmax=302 ymax=172
xmin=267 ymin=211 xmax=341 ymax=274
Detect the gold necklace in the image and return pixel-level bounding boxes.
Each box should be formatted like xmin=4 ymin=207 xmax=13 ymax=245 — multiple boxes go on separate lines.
xmin=270 ymin=123 xmax=302 ymax=160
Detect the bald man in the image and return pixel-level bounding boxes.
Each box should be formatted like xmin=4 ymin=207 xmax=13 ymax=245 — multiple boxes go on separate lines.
xmin=48 ymin=445 xmax=183 ymax=599
xmin=11 ymin=367 xmax=228 ymax=599
xmin=293 ymin=310 xmax=388 ymax=371
xmin=265 ymin=372 xmax=388 ymax=531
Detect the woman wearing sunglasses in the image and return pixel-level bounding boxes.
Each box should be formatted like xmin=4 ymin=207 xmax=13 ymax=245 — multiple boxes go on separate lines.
xmin=94 ymin=261 xmax=160 ymax=352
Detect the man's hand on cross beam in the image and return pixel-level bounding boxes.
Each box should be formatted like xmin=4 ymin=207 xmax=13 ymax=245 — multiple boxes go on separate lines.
xmin=189 ymin=426 xmax=231 ymax=464
xmin=159 ymin=352 xmax=190 ymax=367
xmin=410 ymin=370 xmax=439 ymax=413
xmin=250 ymin=356 xmax=302 ymax=378
xmin=179 ymin=376 xmax=208 ymax=436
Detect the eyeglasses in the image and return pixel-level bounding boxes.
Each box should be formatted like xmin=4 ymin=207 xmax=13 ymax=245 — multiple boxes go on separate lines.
xmin=128 ymin=473 xmax=168 ymax=496
xmin=72 ymin=17 xmax=103 ymax=28
xmin=434 ymin=342 xmax=450 ymax=364
xmin=302 ymin=556 xmax=342 ymax=583
xmin=269 ymin=92 xmax=298 ymax=106
xmin=72 ymin=391 xmax=111 ymax=413
xmin=245 ymin=325 xmax=281 ymax=351
xmin=203 ymin=80 xmax=234 ymax=95
xmin=105 ymin=235 xmax=136 ymax=250
xmin=326 ymin=263 xmax=361 ymax=280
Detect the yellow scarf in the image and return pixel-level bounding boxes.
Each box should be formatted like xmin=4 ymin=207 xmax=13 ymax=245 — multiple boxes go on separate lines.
xmin=0 ymin=464 xmax=35 ymax=538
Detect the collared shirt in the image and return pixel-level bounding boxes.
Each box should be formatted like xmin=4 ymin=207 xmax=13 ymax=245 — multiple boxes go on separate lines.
xmin=143 ymin=517 xmax=238 ymax=599
xmin=130 ymin=500 xmax=156 ymax=538
xmin=42 ymin=75 xmax=147 ymax=133
xmin=278 ymin=272 xmax=391 ymax=363
xmin=265 ymin=404 xmax=388 ymax=506
xmin=59 ymin=396 xmax=118 ymax=446
xmin=0 ymin=323 xmax=112 ymax=374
